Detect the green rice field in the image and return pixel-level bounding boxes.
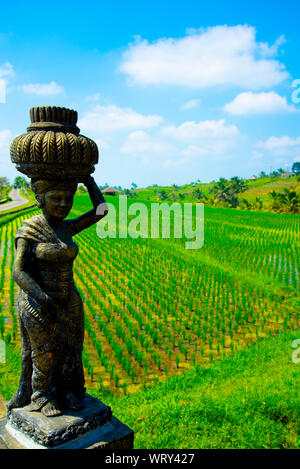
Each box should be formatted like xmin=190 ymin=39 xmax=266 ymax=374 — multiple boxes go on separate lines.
xmin=0 ymin=194 xmax=299 ymax=398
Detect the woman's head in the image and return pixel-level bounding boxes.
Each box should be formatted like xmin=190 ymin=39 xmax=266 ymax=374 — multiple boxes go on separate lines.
xmin=31 ymin=179 xmax=77 ymax=219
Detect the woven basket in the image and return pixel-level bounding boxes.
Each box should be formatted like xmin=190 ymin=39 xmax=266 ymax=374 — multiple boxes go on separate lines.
xmin=10 ymin=106 xmax=98 ymax=180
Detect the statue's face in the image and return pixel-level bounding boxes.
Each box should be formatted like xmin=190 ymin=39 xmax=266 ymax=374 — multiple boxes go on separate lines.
xmin=43 ymin=190 xmax=75 ymax=219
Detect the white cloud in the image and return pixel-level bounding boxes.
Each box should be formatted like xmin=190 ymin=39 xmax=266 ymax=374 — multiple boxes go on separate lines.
xmin=0 ymin=62 xmax=14 ymax=80
xmin=182 ymin=140 xmax=237 ymax=157
xmin=251 ymin=150 xmax=264 ymax=160
xmin=181 ymin=99 xmax=200 ymax=110
xmin=94 ymin=137 xmax=110 ymax=150
xmin=163 ymin=157 xmax=190 ymax=168
xmin=0 ymin=129 xmax=12 ymax=148
xmin=258 ymin=34 xmax=286 ymax=58
xmin=86 ymin=92 xmax=101 ymax=102
xmin=0 ymin=62 xmax=14 ymax=102
xmin=20 ymin=81 xmax=64 ymax=96
xmin=79 ymin=104 xmax=163 ymax=134
xmin=159 ymin=119 xmax=240 ymax=161
xmin=161 ymin=119 xmax=238 ymax=141
xmin=223 ymin=91 xmax=296 ymax=115
xmin=121 ymin=130 xmax=175 ymax=155
xmin=120 ymin=25 xmax=289 ymax=89
xmin=257 ymin=136 xmax=300 ymax=155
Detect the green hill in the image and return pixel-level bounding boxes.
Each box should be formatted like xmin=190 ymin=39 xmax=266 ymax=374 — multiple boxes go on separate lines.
xmin=130 ymin=175 xmax=299 ymax=212
xmin=241 ymin=176 xmax=299 ymax=203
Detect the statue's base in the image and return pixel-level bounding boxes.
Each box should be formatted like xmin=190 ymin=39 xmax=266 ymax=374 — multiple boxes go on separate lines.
xmin=0 ymin=395 xmax=133 ymax=449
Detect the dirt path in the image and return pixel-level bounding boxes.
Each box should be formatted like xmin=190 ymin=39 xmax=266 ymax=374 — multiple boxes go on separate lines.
xmin=0 ymin=188 xmax=28 ymax=212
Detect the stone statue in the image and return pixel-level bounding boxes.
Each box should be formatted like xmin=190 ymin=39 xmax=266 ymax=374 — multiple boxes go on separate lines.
xmin=0 ymin=106 xmax=133 ymax=449
xmin=7 ymin=106 xmax=108 ymax=417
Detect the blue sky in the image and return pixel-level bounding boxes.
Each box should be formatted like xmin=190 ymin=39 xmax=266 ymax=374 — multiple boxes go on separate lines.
xmin=0 ymin=0 xmax=300 ymax=188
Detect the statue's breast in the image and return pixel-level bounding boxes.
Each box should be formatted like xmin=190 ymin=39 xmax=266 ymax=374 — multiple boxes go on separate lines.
xmin=32 ymin=240 xmax=79 ymax=264
xmin=30 ymin=241 xmax=79 ymax=300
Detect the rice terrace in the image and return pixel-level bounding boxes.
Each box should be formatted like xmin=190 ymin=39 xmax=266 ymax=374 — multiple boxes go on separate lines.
xmin=0 ymin=186 xmax=299 ymax=448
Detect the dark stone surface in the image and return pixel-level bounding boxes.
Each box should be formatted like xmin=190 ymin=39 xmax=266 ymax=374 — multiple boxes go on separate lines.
xmin=1 ymin=394 xmax=134 ymax=449
xmin=3 ymin=105 xmax=134 ymax=450
xmin=8 ymin=107 xmax=107 ymax=418
xmin=7 ymin=394 xmax=112 ymax=447
xmin=0 ymin=414 xmax=134 ymax=449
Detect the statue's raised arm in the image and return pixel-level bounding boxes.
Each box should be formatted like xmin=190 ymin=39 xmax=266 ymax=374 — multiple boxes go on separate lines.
xmin=68 ymin=175 xmax=109 ymax=236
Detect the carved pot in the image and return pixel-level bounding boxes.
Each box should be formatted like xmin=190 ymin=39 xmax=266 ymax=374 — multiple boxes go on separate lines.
xmin=10 ymin=106 xmax=98 ymax=180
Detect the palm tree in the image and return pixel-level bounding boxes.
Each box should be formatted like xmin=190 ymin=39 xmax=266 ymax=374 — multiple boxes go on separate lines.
xmin=280 ymin=189 xmax=299 ymax=213
xmin=158 ymin=190 xmax=168 ymax=200
xmin=240 ymin=198 xmax=252 ymax=210
xmin=210 ymin=178 xmax=240 ymax=208
xmin=269 ymin=190 xmax=281 ymax=211
xmin=193 ymin=188 xmax=207 ymax=200
xmin=269 ymin=189 xmax=299 ymax=213
xmin=230 ymin=176 xmax=248 ymax=193
xmin=254 ymin=197 xmax=263 ymax=210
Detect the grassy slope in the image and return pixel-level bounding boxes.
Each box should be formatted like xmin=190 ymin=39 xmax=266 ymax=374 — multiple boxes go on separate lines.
xmin=1 ymin=329 xmax=299 ymax=448
xmin=105 ymin=329 xmax=300 ymax=449
xmin=133 ymin=176 xmax=300 ymax=207
xmin=242 ymin=176 xmax=300 ymax=203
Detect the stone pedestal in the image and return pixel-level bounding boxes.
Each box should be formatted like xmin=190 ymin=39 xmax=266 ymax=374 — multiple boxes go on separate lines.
xmin=0 ymin=395 xmax=133 ymax=450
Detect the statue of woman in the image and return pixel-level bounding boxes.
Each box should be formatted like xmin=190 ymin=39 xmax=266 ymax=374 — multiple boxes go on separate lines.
xmin=7 ymin=176 xmax=108 ymax=417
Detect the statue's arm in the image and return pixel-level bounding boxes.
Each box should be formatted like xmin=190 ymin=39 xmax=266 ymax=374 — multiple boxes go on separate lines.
xmin=13 ymin=238 xmax=55 ymax=313
xmin=68 ymin=176 xmax=109 ymax=236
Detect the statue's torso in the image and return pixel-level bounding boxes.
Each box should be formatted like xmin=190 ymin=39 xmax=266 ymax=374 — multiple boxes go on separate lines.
xmin=30 ymin=229 xmax=79 ymax=303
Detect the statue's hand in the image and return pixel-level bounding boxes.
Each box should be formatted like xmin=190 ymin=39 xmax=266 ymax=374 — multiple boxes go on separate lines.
xmin=80 ymin=175 xmax=94 ymax=187
xmin=39 ymin=294 xmax=58 ymax=322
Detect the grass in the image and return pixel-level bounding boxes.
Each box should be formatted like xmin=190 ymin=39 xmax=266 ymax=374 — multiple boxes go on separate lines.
xmin=98 ymin=329 xmax=300 ymax=449
xmin=1 ymin=328 xmax=298 ymax=448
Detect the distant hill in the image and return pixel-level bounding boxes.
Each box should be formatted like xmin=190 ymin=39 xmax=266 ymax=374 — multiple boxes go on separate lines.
xmin=240 ymin=175 xmax=299 ymax=203
xmin=128 ymin=175 xmax=299 ymax=212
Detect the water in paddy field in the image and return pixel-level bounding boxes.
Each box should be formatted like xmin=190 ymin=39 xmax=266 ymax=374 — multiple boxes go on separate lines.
xmin=266 ymin=254 xmax=300 ymax=286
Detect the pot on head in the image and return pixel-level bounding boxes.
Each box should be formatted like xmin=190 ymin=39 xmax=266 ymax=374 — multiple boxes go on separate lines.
xmin=10 ymin=106 xmax=99 ymax=181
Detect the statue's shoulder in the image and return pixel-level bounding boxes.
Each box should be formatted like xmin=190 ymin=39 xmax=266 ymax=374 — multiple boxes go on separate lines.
xmin=15 ymin=213 xmax=50 ymax=246
xmin=25 ymin=213 xmax=44 ymax=223
xmin=19 ymin=213 xmax=44 ymax=228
